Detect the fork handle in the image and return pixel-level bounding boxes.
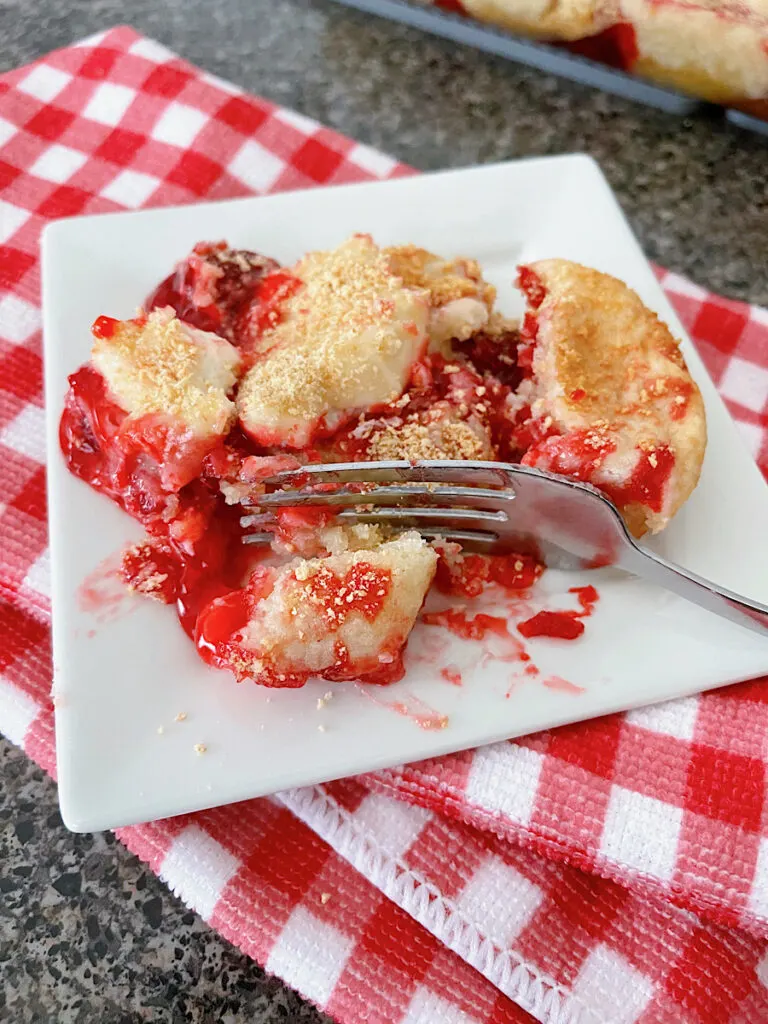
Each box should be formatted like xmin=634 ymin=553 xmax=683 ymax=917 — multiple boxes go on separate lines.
xmin=624 ymin=544 xmax=768 ymax=638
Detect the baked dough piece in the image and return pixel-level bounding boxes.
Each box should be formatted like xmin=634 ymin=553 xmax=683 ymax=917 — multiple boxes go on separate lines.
xmin=196 ymin=532 xmax=437 ymax=686
xmin=384 ymin=244 xmax=496 ymax=347
xmin=90 ymin=307 xmax=241 ymax=489
xmin=618 ymin=0 xmax=768 ymax=104
xmin=91 ymin=308 xmax=241 ymax=435
xmin=513 ymin=259 xmax=706 ymax=536
xmin=459 ymin=0 xmax=610 ymax=40
xmin=236 ymin=236 xmax=431 ymax=448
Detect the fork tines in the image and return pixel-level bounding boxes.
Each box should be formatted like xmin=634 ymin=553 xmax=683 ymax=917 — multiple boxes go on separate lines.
xmin=239 ymin=459 xmax=516 ymax=550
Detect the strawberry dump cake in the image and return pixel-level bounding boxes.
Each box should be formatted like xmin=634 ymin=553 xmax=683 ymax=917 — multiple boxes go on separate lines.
xmin=60 ymin=235 xmax=706 ymax=688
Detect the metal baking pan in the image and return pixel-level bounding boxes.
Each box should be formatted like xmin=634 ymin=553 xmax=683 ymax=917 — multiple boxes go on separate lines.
xmin=331 ymin=0 xmax=768 ymax=133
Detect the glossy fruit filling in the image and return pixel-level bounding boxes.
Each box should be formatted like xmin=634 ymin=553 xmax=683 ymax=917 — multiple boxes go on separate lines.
xmin=146 ymin=241 xmax=280 ymax=346
xmin=246 ymin=271 xmax=303 ymax=346
xmin=302 ymin=562 xmax=393 ymax=624
xmin=563 ymin=23 xmax=639 ymax=70
xmin=434 ymin=548 xmax=541 ymax=599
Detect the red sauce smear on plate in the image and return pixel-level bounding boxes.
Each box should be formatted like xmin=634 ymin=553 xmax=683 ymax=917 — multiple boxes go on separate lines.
xmin=78 ymin=554 xmax=137 ymax=623
xmin=518 ymin=610 xmax=585 ymax=640
xmin=517 ymin=584 xmax=600 ymax=641
xmin=440 ymin=667 xmax=463 ymax=686
xmin=542 ymin=676 xmax=586 ymax=694
xmin=571 ymin=584 xmax=599 ymax=615
xmin=359 ymin=686 xmax=449 ymax=731
xmin=422 ymin=609 xmax=514 ymax=643
xmin=423 ymin=609 xmax=533 ymax=674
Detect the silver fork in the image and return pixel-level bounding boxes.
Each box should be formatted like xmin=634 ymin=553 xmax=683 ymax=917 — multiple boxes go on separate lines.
xmin=240 ymin=459 xmax=768 ymax=638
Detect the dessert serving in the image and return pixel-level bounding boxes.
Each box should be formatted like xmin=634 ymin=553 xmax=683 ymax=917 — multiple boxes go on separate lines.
xmin=59 ymin=235 xmax=706 ymax=690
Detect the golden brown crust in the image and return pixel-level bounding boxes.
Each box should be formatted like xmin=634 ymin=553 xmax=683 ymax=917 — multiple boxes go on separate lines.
xmin=384 ymin=245 xmax=496 ymax=348
xmin=236 ymin=236 xmax=430 ymax=447
xmin=91 ymin=308 xmax=241 ymax=439
xmin=619 ymin=0 xmax=768 ymax=104
xmin=525 ymin=259 xmax=707 ymax=534
xmin=361 ymin=404 xmax=494 ymax=462
xmin=384 ymin=245 xmax=496 ymax=310
xmin=534 ymin=261 xmax=683 ymax=420
xmin=484 ymin=312 xmax=520 ymax=337
xmin=459 ymin=0 xmax=610 ymax=40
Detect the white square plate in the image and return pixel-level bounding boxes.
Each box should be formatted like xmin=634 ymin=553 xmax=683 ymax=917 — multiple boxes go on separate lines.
xmin=43 ymin=155 xmax=768 ymax=832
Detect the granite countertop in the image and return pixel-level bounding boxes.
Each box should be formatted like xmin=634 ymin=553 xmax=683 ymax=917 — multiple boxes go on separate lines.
xmin=1 ymin=0 xmax=766 ymax=1021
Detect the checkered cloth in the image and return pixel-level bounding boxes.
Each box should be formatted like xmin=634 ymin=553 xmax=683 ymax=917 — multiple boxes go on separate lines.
xmin=2 ymin=25 xmax=768 ymax=1024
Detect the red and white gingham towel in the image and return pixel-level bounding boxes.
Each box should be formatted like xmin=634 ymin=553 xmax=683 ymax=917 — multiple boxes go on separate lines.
xmin=2 ymin=26 xmax=768 ymax=1024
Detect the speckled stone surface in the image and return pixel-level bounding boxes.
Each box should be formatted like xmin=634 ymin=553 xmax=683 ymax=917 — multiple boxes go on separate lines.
xmin=1 ymin=739 xmax=332 ymax=1023
xmin=1 ymin=1 xmax=766 ymax=1021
